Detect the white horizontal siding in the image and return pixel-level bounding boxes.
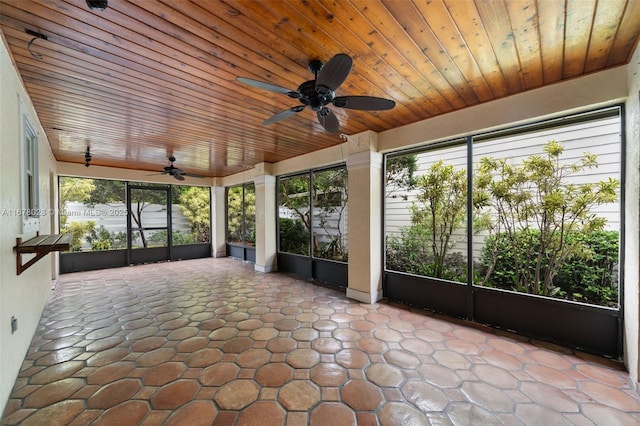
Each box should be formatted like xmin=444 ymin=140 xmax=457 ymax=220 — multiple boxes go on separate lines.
xmin=385 ymin=115 xmax=622 ymax=259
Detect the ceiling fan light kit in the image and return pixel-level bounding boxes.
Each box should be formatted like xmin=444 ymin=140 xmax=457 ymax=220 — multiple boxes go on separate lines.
xmin=86 ymin=0 xmax=108 ymax=11
xmin=84 ymin=147 xmax=92 ymax=167
xmin=237 ymin=53 xmax=395 ymax=133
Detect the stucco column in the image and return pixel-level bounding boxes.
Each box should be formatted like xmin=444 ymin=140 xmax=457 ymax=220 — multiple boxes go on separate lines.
xmin=346 ymin=131 xmax=383 ymax=303
xmin=210 ymin=181 xmax=226 ymax=258
xmin=254 ymin=163 xmax=277 ymax=272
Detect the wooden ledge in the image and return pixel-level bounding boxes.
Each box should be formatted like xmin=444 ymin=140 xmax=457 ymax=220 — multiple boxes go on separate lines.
xmin=15 ymin=233 xmax=72 ymax=275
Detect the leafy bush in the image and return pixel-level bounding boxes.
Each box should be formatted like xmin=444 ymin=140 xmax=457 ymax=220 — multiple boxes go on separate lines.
xmin=317 ymin=237 xmax=348 ymax=262
xmin=148 ymin=229 xmax=196 ymax=246
xmin=386 ymin=224 xmax=467 ymax=282
xmin=62 ymin=221 xmax=96 ymax=251
xmin=178 ymin=186 xmax=210 ymax=243
xmin=477 ymin=229 xmax=619 ymax=306
xmin=279 ymin=218 xmax=309 ymax=255
xmin=554 ymin=230 xmax=619 ymax=306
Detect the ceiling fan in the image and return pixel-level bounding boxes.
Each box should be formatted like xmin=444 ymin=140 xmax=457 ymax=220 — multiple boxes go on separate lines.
xmin=237 ymin=53 xmax=396 ymax=133
xmin=154 ymin=156 xmax=204 ymax=181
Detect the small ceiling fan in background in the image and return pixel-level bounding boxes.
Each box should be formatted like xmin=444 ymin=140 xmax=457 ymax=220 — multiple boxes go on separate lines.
xmin=152 ymin=156 xmax=204 ymax=181
xmin=237 ymin=53 xmax=396 ymax=133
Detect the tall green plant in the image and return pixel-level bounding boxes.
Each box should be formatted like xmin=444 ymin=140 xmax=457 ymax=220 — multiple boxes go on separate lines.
xmin=386 ymin=155 xmax=418 ymax=200
xmin=313 ymin=168 xmax=348 ymax=261
xmin=474 ymin=140 xmax=619 ymax=296
xmin=178 ymin=186 xmax=210 ymax=242
xmin=410 ymin=160 xmax=467 ymax=278
xmin=59 ymin=177 xmax=96 ymax=227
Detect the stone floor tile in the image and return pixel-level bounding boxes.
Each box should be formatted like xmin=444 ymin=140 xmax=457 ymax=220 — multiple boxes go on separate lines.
xmin=579 ymin=381 xmax=640 ymax=411
xmin=335 ymin=348 xmax=370 ymax=369
xmin=66 ymin=409 xmax=102 ymax=426
xmin=185 ymin=348 xmax=223 ymax=367
xmin=341 ymin=379 xmax=384 ymax=411
xmin=520 ymin=381 xmax=580 ymax=413
xmin=22 ymin=378 xmax=85 ymax=408
xmin=28 ymin=361 xmax=85 ymax=385
xmin=135 ymin=347 xmax=176 ymax=367
xmin=286 ymin=348 xmax=320 ymax=368
xmin=310 ymin=363 xmax=347 ymax=387
xmin=255 ymin=363 xmax=294 ymax=387
xmin=18 ymin=400 xmax=85 ymax=426
xmin=401 ymin=380 xmax=449 ymax=412
xmin=214 ymin=380 xmax=259 ymax=410
xmin=309 ymin=402 xmax=356 ymax=426
xmin=142 ymin=362 xmax=186 ymax=386
xmin=199 ymin=362 xmax=240 ymax=386
xmin=278 ymin=380 xmax=320 ymax=411
xmin=91 ymin=400 xmax=150 ymax=425
xmin=266 ymin=337 xmax=298 ymax=355
xmin=378 ymin=401 xmax=429 ymax=426
xmin=164 ymin=400 xmax=218 ymax=425
xmin=515 ymin=403 xmax=573 ymax=425
xmin=472 ymin=364 xmax=520 ymax=389
xmin=384 ymin=349 xmax=421 ymax=369
xmin=366 ymin=363 xmax=406 ymax=387
xmin=237 ymin=401 xmax=285 ymax=425
xmin=236 ymin=349 xmax=271 ymax=368
xmin=220 ymin=337 xmax=253 ymax=354
xmin=447 ymin=402 xmax=504 ymax=425
xmin=86 ymin=378 xmax=141 ymax=409
xmin=460 ymin=381 xmax=516 ymax=412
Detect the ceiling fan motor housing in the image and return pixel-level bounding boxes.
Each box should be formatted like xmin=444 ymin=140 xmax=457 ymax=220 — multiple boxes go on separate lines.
xmin=297 ymin=80 xmax=334 ymax=111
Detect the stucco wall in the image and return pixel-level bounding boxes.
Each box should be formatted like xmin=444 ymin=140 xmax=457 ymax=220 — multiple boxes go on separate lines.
xmin=624 ymin=41 xmax=640 ymax=387
xmin=0 ymin=33 xmax=57 ymax=412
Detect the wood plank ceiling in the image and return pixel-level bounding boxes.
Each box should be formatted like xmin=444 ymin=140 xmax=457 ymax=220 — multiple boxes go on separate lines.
xmin=1 ymin=0 xmax=639 ymax=178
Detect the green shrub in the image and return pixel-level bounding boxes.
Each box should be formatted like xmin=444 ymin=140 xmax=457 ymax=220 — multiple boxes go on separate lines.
xmin=317 ymin=237 xmax=348 ymax=262
xmin=554 ymin=230 xmax=619 ymax=306
xmin=62 ymin=221 xmax=96 ymax=251
xmin=279 ymin=218 xmax=309 ymax=255
xmin=477 ymin=229 xmax=619 ymax=306
xmin=147 ymin=229 xmax=197 ymax=246
xmin=386 ymin=225 xmax=467 ymax=282
xmin=86 ymin=225 xmax=112 ymax=250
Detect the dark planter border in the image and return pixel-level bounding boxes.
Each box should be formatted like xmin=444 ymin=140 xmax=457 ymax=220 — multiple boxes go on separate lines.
xmin=383 ymin=270 xmax=620 ymax=357
xmin=278 ymin=252 xmax=347 ymax=288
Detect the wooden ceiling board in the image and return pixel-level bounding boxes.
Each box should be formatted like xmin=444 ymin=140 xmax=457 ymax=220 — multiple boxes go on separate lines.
xmin=563 ymin=0 xmax=596 ymax=78
xmin=441 ymin=0 xmax=510 ymax=99
xmin=414 ymin=0 xmax=496 ymax=103
xmin=584 ymin=0 xmax=626 ymax=72
xmin=607 ymin=0 xmax=640 ymax=65
xmin=1 ymin=0 xmax=638 ymax=178
xmin=504 ymin=0 xmax=543 ymax=90
xmin=536 ymin=0 xmax=565 ymax=84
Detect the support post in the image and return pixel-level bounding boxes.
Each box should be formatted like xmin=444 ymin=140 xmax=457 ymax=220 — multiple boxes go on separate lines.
xmin=211 ymin=181 xmax=227 ymax=258
xmin=254 ymin=163 xmax=277 ymax=272
xmin=345 ymin=131 xmax=383 ymax=303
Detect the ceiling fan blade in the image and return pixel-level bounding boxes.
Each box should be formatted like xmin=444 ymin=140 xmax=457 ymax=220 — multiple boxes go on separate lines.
xmin=317 ymin=107 xmax=340 ymax=133
xmin=263 ymin=105 xmax=305 ymax=125
xmin=173 ymin=173 xmax=185 ymax=181
xmin=333 ymin=96 xmax=396 ymax=111
xmin=236 ymin=77 xmax=300 ymax=98
xmin=316 ymin=53 xmax=353 ymax=91
xmin=183 ymin=172 xmax=205 ymax=178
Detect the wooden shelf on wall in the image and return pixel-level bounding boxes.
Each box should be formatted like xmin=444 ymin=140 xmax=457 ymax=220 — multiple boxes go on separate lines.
xmin=15 ymin=233 xmax=72 ymax=275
